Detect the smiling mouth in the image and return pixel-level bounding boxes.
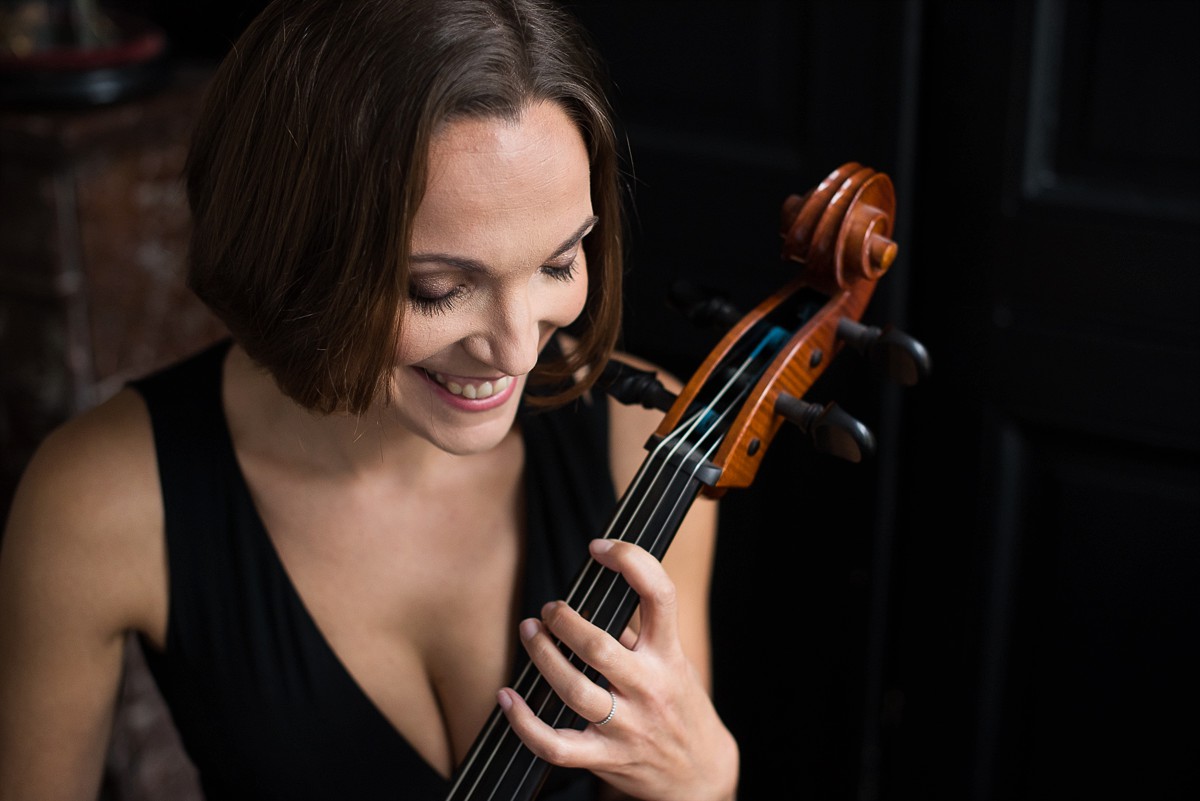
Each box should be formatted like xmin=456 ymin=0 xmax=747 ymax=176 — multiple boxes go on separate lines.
xmin=423 ymin=369 xmax=514 ymax=400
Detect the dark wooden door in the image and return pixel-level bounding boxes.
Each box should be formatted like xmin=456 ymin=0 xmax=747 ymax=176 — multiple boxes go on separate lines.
xmin=891 ymin=2 xmax=1200 ymax=800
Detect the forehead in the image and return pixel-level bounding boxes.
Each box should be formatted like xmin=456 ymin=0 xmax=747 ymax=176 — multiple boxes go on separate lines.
xmin=411 ymin=102 xmax=593 ymax=258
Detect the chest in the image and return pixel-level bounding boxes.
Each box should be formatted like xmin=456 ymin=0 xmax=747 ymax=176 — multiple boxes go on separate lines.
xmin=242 ymin=440 xmax=527 ymax=779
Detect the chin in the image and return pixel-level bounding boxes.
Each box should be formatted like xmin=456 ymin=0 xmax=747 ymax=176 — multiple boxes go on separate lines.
xmin=420 ymin=415 xmax=519 ymax=456
xmin=387 ymin=367 xmax=528 ymax=456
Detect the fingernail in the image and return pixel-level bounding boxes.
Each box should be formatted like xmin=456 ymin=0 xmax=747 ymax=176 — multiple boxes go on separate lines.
xmin=497 ymin=689 xmax=513 ymax=711
xmin=519 ymin=618 xmax=540 ymax=642
xmin=590 ymin=538 xmax=614 ymax=555
xmin=541 ymin=600 xmax=560 ymax=618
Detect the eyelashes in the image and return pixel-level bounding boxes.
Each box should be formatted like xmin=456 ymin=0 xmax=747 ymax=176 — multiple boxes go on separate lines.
xmin=407 ymin=257 xmax=580 ymax=316
xmin=541 ymin=256 xmax=580 ymax=283
xmin=408 ymin=286 xmax=466 ymax=316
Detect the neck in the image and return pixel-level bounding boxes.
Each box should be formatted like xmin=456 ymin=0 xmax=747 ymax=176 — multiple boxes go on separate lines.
xmin=223 ymin=344 xmax=507 ymax=481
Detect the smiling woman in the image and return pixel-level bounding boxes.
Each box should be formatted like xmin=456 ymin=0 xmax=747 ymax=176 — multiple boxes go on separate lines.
xmin=0 ymin=1 xmax=736 ymax=801
xmin=394 ymin=103 xmax=594 ymax=455
xmin=184 ymin=0 xmax=624 ymax=416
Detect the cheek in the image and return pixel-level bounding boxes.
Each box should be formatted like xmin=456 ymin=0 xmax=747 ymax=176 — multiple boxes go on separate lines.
xmin=394 ymin=315 xmax=460 ymax=365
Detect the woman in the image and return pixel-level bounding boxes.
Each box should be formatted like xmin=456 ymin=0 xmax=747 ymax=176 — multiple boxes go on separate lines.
xmin=0 ymin=1 xmax=738 ymax=799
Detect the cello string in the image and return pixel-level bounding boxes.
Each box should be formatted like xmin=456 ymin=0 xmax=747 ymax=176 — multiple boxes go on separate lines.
xmin=504 ymin=345 xmax=768 ymax=796
xmin=504 ymin=417 xmax=743 ymax=800
xmin=463 ymin=331 xmax=777 ymax=800
xmin=448 ymin=417 xmax=700 ymax=800
xmin=587 ymin=429 xmax=725 ymax=653
xmin=555 ymin=339 xmax=766 ymax=629
xmin=460 ymin=420 xmax=701 ymax=801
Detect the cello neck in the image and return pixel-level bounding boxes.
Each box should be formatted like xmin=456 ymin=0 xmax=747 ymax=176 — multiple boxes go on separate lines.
xmin=445 ymin=440 xmax=711 ymax=801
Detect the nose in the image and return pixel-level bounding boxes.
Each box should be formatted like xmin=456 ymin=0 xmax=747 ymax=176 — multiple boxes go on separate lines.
xmin=466 ymin=286 xmax=542 ymax=377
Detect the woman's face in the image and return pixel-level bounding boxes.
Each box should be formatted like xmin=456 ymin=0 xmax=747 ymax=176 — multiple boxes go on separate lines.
xmin=391 ymin=101 xmax=595 ymax=455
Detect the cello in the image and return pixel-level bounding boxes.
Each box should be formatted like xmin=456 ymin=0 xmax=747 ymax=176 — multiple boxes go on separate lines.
xmin=446 ymin=162 xmax=930 ymax=801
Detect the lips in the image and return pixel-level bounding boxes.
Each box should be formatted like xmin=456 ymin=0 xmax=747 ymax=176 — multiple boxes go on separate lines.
xmin=425 ymin=369 xmax=513 ymax=399
xmin=415 ymin=367 xmax=520 ymax=411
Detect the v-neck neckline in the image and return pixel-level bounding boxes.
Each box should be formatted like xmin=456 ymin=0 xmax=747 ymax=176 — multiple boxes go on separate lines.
xmin=213 ymin=346 xmax=538 ymax=786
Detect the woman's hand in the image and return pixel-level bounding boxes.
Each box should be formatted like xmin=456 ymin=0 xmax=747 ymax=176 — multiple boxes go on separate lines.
xmin=497 ymin=538 xmax=739 ymax=801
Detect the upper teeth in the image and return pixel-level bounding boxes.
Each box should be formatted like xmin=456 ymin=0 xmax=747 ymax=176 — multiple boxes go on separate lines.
xmin=430 ymin=371 xmax=512 ymax=400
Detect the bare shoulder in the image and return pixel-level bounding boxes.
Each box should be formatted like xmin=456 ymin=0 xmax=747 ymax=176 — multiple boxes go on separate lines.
xmin=0 ymin=388 xmax=165 ymax=797
xmin=1 ymin=387 xmax=164 ymax=640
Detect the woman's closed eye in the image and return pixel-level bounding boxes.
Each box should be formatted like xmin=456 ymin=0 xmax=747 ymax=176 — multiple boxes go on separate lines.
xmin=409 ymin=253 xmax=581 ymax=316
xmin=541 ymin=252 xmax=581 ymax=282
xmin=409 ymin=282 xmax=468 ymax=315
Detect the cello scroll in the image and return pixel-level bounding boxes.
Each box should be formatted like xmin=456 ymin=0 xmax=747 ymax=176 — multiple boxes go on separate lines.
xmin=653 ymin=162 xmax=927 ymax=493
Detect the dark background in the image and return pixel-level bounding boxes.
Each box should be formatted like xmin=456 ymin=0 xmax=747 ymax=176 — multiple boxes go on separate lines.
xmin=2 ymin=1 xmax=1197 ymax=800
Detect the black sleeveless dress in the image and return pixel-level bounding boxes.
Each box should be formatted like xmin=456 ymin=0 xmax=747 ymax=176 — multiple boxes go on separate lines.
xmin=130 ymin=340 xmax=616 ymax=800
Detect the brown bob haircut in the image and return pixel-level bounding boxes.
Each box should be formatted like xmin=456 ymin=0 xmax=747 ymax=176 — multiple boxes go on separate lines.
xmin=186 ymin=0 xmax=622 ymax=414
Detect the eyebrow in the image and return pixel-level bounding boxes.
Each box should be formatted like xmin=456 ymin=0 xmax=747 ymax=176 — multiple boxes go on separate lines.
xmin=410 ymin=215 xmax=599 ymax=274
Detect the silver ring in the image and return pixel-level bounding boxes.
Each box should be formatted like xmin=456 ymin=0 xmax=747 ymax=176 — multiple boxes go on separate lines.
xmin=595 ymin=690 xmax=617 ymax=726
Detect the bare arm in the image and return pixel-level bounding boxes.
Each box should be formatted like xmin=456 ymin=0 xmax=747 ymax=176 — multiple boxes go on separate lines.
xmin=0 ymin=390 xmax=164 ymax=800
